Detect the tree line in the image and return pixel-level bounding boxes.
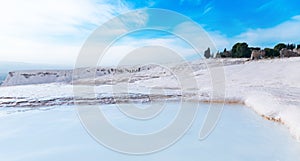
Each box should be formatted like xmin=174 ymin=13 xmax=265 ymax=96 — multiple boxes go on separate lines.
xmin=210 ymin=42 xmax=300 ymax=58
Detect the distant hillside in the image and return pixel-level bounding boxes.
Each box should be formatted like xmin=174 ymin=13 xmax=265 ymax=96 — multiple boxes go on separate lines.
xmin=0 ymin=65 xmax=155 ymax=86
xmin=0 ymin=61 xmax=71 ymax=85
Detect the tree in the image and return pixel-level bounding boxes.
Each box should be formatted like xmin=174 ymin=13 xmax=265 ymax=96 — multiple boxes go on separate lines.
xmin=297 ymin=44 xmax=300 ymax=49
xmin=204 ymin=47 xmax=211 ymax=59
xmin=249 ymin=47 xmax=261 ymax=51
xmin=274 ymin=43 xmax=287 ymax=51
xmin=224 ymin=51 xmax=232 ymax=57
xmin=264 ymin=48 xmax=279 ymax=58
xmin=287 ymin=43 xmax=296 ymax=50
xmin=231 ymin=42 xmax=251 ymax=58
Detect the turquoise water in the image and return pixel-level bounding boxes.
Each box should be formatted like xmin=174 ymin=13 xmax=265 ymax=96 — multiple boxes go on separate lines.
xmin=0 ymin=103 xmax=299 ymax=161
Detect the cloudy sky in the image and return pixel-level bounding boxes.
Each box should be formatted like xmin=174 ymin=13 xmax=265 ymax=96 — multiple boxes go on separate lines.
xmin=0 ymin=0 xmax=300 ymax=66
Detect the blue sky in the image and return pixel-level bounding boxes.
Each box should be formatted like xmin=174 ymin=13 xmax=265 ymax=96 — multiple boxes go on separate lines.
xmin=124 ymin=0 xmax=300 ymax=36
xmin=0 ymin=0 xmax=300 ymax=65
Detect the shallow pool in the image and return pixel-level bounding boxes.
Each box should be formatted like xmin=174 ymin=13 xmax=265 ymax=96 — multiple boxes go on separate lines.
xmin=0 ymin=102 xmax=299 ymax=161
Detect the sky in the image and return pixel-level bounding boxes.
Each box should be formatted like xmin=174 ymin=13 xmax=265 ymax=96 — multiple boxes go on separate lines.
xmin=0 ymin=0 xmax=300 ymax=66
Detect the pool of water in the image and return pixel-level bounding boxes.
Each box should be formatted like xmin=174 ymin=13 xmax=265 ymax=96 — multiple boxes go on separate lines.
xmin=0 ymin=103 xmax=299 ymax=161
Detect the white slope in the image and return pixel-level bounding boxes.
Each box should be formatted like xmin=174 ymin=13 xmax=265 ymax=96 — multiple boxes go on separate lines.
xmin=225 ymin=58 xmax=300 ymax=140
xmin=1 ymin=65 xmax=157 ymax=86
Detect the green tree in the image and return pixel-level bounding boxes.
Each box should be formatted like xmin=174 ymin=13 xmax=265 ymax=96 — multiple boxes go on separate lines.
xmin=232 ymin=42 xmax=251 ymax=58
xmin=264 ymin=48 xmax=279 ymax=58
xmin=249 ymin=47 xmax=261 ymax=51
xmin=297 ymin=44 xmax=300 ymax=49
xmin=274 ymin=43 xmax=287 ymax=51
xmin=287 ymin=43 xmax=296 ymax=50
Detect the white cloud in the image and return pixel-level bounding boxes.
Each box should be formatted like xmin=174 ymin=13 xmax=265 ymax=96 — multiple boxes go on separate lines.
xmin=173 ymin=21 xmax=217 ymax=54
xmin=0 ymin=36 xmax=79 ymax=65
xmin=207 ymin=31 xmax=231 ymax=51
xmin=202 ymin=7 xmax=212 ymax=15
xmin=2 ymin=0 xmax=299 ymax=67
xmin=209 ymin=15 xmax=300 ymax=50
xmin=84 ymin=14 xmax=300 ymax=64
xmin=99 ymin=36 xmax=199 ymax=66
xmin=0 ymin=0 xmax=130 ymax=65
xmin=235 ymin=15 xmax=300 ymax=46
